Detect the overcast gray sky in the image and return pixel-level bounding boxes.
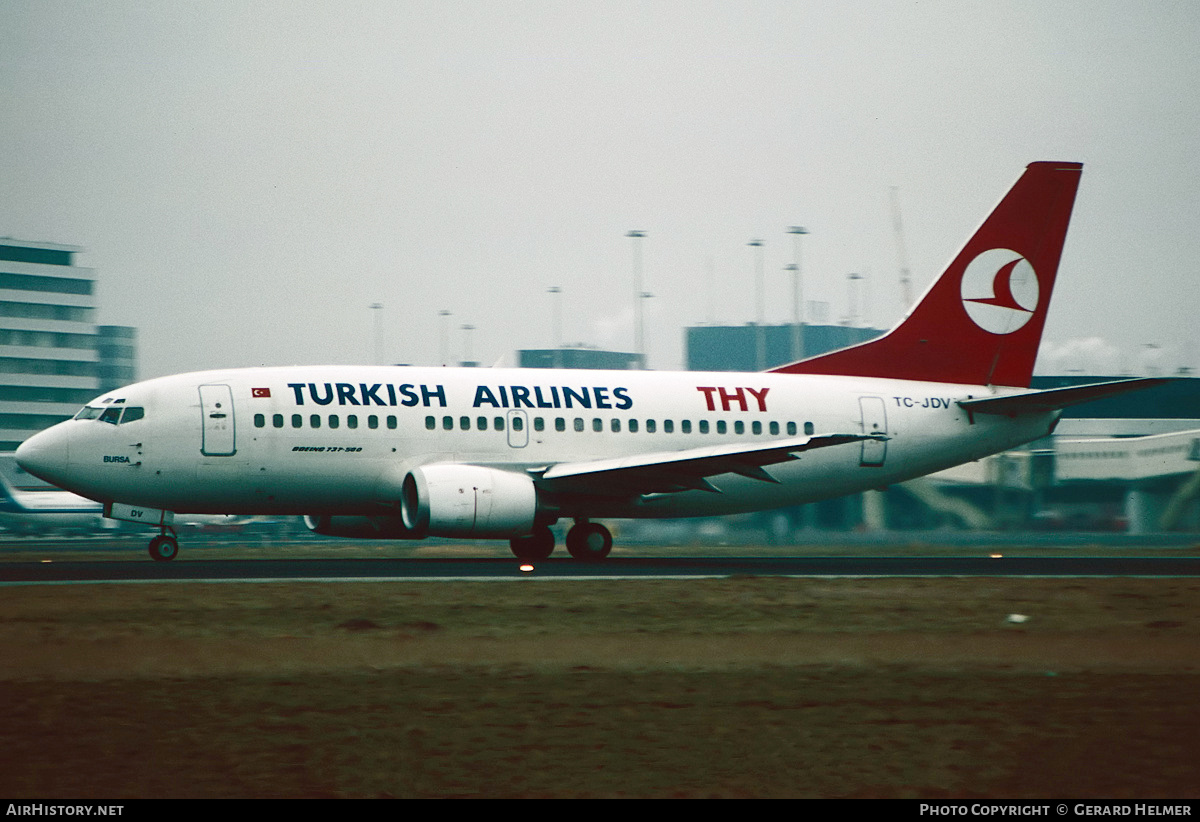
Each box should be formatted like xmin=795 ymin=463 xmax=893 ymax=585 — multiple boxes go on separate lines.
xmin=3 ymin=1 xmax=1198 ymax=380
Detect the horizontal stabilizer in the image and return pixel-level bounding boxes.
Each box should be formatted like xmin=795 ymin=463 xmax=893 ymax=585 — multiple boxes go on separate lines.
xmin=535 ymin=433 xmax=881 ymax=497
xmin=957 ymin=378 xmax=1171 ymax=416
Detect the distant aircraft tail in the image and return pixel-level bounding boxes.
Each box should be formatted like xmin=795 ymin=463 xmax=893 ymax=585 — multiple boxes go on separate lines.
xmin=0 ymin=474 xmax=24 ymax=513
xmin=771 ymin=161 xmax=1084 ymax=387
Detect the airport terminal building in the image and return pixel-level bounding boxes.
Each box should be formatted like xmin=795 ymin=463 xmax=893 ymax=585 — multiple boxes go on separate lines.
xmin=0 ymin=239 xmax=135 ymax=453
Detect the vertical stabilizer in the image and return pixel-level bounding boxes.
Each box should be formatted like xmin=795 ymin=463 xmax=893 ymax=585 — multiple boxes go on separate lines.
xmin=772 ymin=162 xmax=1083 ymax=387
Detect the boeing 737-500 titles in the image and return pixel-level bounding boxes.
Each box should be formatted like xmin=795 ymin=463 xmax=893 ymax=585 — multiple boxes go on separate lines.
xmin=15 ymin=162 xmax=1165 ymax=560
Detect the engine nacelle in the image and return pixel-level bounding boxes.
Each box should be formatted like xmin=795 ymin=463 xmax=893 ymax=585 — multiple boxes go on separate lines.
xmin=400 ymin=464 xmax=537 ymax=538
xmin=303 ymin=514 xmax=421 ymax=540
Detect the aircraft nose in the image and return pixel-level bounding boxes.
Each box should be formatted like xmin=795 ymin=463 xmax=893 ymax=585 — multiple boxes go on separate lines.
xmin=15 ymin=425 xmax=71 ymax=485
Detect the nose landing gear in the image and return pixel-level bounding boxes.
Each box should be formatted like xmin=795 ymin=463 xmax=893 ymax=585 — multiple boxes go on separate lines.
xmin=104 ymin=503 xmax=180 ymax=561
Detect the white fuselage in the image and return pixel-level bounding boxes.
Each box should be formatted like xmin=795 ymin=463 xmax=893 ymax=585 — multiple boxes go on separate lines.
xmin=17 ymin=365 xmax=1056 ymax=521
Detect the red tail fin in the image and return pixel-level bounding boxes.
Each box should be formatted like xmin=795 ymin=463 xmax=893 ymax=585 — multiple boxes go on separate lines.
xmin=772 ymin=161 xmax=1083 ymax=387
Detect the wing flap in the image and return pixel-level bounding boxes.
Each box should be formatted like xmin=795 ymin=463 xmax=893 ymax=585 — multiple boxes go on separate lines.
xmin=535 ymin=433 xmax=878 ymax=497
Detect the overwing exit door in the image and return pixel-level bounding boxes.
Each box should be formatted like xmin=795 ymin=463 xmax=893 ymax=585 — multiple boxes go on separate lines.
xmin=506 ymin=410 xmax=528 ymax=448
xmin=199 ymin=384 xmax=236 ymax=456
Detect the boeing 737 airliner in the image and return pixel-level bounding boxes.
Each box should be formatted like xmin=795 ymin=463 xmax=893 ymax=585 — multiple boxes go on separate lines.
xmin=15 ymin=162 xmax=1164 ymax=560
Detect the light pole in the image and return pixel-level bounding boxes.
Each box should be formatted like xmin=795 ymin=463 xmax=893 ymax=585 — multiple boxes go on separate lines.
xmin=438 ymin=309 xmax=451 ymax=366
xmin=627 ymin=231 xmax=646 ymax=368
xmin=640 ymin=290 xmax=653 ymax=369
xmin=782 ymin=266 xmax=800 ymax=362
xmin=547 ymin=286 xmax=563 ymax=368
xmin=748 ymin=239 xmax=765 ymax=370
xmin=847 ymin=273 xmax=863 ymax=327
xmin=369 ymin=303 xmax=383 ymax=365
xmin=787 ymin=226 xmax=808 ymax=362
xmin=460 ymin=324 xmax=476 ymax=366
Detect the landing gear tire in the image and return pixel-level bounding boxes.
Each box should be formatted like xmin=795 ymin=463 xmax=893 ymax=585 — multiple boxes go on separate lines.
xmin=509 ymin=526 xmax=555 ymax=562
xmin=148 ymin=534 xmax=179 ymax=562
xmin=566 ymin=522 xmax=613 ymax=561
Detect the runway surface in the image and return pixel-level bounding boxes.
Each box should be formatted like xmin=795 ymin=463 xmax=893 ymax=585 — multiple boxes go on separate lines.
xmin=4 ymin=554 xmax=1200 ymax=583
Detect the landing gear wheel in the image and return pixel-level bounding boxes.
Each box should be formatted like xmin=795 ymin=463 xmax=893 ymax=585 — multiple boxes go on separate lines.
xmin=148 ymin=534 xmax=179 ymax=562
xmin=566 ymin=522 xmax=613 ymax=561
xmin=509 ymin=526 xmax=555 ymax=562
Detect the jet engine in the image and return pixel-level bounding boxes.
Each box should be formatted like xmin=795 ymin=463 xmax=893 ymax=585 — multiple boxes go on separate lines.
xmin=400 ymin=463 xmax=537 ymax=538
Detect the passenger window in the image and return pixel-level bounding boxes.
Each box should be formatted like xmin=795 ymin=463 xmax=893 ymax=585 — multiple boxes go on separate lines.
xmin=628 ymin=419 xmax=638 ymax=433
xmin=646 ymin=419 xmax=656 ymax=433
xmin=769 ymin=421 xmax=779 ymax=435
xmin=495 ymin=417 xmax=505 ymax=431
xmin=442 ymin=416 xmax=453 ymax=431
xmin=555 ymin=417 xmax=566 ymax=432
xmin=575 ymin=418 xmax=585 ymax=432
xmin=752 ymin=421 xmax=761 ymax=435
xmin=592 ymin=418 xmax=602 ymax=432
xmin=273 ymin=414 xmax=284 ymax=429
xmin=388 ymin=416 xmax=397 ymax=430
xmin=310 ymin=414 xmax=321 ymax=429
xmin=292 ymin=414 xmax=302 ymax=429
xmin=254 ymin=413 xmax=265 ymax=428
xmin=425 ymin=416 xmax=435 ymax=430
xmin=787 ymin=421 xmax=797 ymax=436
xmin=716 ymin=420 xmax=727 ymax=435
xmin=460 ymin=416 xmax=471 ymax=431
xmin=368 ymin=415 xmax=378 ymax=429
xmin=698 ymin=420 xmax=709 ymax=434
xmin=681 ymin=420 xmax=692 ymax=434
xmin=734 ymin=421 xmax=744 ymax=435
xmin=611 ymin=418 xmax=621 ymax=433
xmin=533 ymin=417 xmax=544 ymax=432
xmin=512 ymin=416 xmax=524 ymax=432
xmin=477 ymin=416 xmax=488 ymax=431
xmin=329 ymin=415 xmax=340 ymax=429
xmin=805 ymin=422 xmax=815 ymax=435
xmin=663 ymin=419 xmax=673 ymax=434
xmin=347 ymin=415 xmax=358 ymax=429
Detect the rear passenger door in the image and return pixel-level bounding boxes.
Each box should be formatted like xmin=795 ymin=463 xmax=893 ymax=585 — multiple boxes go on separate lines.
xmin=858 ymin=396 xmax=887 ymax=467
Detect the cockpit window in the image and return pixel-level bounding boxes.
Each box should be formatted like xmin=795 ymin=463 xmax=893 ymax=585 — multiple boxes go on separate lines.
xmin=75 ymin=405 xmax=144 ymax=424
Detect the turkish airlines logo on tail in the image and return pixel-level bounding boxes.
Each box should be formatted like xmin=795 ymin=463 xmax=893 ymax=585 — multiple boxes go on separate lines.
xmin=960 ymin=248 xmax=1039 ymax=335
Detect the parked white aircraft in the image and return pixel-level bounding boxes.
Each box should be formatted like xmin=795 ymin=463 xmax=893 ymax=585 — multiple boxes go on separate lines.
xmin=0 ymin=462 xmax=104 ymax=535
xmin=0 ymin=456 xmax=257 ymax=537
xmin=15 ymin=162 xmax=1163 ymax=561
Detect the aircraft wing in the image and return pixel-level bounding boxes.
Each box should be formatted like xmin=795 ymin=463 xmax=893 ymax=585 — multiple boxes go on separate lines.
xmin=958 ymin=377 xmax=1170 ymax=416
xmin=532 ymin=433 xmax=881 ymax=497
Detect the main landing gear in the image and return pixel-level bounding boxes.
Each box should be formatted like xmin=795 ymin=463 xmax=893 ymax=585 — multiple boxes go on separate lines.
xmin=509 ymin=519 xmax=613 ymax=562
xmin=148 ymin=529 xmax=179 ymax=562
